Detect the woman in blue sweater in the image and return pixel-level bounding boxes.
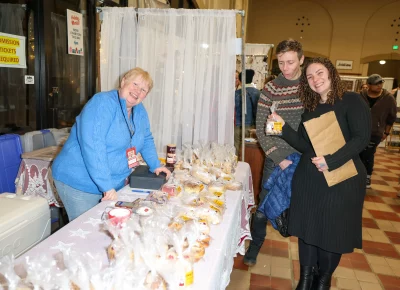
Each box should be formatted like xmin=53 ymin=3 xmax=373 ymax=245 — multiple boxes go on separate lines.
xmin=52 ymin=67 xmax=171 ymax=221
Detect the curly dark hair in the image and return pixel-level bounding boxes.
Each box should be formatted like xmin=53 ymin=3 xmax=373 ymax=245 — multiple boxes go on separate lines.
xmin=299 ymin=57 xmax=345 ymax=111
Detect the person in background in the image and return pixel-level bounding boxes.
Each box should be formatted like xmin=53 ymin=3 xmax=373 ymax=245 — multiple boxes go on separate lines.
xmin=234 ymin=69 xmax=260 ymax=155
xmin=272 ymin=57 xmax=370 ymax=289
xmin=52 ymin=67 xmax=171 ymax=221
xmin=243 ymin=39 xmax=304 ymax=266
xmin=359 ymin=74 xmax=397 ymax=188
xmin=235 ymin=70 xmax=241 ymax=90
xmin=359 ymin=83 xmax=368 ymax=92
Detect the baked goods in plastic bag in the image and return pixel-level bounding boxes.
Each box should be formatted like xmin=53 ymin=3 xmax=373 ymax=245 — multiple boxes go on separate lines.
xmin=183 ymin=179 xmax=204 ymax=193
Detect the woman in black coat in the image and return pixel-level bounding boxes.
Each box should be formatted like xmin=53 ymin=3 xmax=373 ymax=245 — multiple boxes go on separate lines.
xmin=271 ymin=58 xmax=371 ymax=290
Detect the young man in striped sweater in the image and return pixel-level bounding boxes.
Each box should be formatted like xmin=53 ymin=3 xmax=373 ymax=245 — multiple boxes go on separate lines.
xmin=244 ymin=39 xmax=304 ymax=266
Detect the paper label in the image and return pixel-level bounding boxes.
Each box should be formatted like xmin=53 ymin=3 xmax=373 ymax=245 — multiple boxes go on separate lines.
xmin=213 ymin=191 xmax=223 ymax=197
xmin=266 ymin=120 xmax=282 ymax=135
xmin=185 ymin=270 xmax=194 ymax=285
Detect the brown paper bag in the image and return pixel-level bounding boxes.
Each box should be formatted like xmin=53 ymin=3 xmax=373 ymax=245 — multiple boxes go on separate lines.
xmin=303 ymin=111 xmax=358 ymax=187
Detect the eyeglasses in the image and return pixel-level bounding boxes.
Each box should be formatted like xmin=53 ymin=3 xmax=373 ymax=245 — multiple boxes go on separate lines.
xmin=132 ymin=82 xmax=149 ymax=95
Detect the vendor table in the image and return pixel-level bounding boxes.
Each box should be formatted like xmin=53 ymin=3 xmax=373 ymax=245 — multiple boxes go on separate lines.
xmin=15 ymin=146 xmax=63 ymax=207
xmin=15 ymin=162 xmax=254 ymax=290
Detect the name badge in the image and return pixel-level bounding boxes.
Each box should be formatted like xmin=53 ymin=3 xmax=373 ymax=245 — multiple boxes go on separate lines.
xmin=126 ymin=147 xmax=139 ymax=169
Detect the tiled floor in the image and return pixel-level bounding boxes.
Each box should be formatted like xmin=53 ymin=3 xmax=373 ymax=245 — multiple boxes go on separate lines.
xmin=227 ymin=148 xmax=400 ymax=290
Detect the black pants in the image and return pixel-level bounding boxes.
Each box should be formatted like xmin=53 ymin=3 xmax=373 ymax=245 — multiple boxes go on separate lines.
xmin=250 ymin=157 xmax=275 ymax=247
xmin=298 ymin=239 xmax=341 ymax=273
xmin=359 ymin=136 xmax=381 ymax=176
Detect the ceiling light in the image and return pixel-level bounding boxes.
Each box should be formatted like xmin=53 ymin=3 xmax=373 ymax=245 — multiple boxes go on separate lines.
xmin=379 ymin=60 xmax=386 ymax=65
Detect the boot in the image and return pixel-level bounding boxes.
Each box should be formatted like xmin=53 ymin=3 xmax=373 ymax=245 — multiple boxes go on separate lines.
xmin=312 ymin=271 xmax=332 ymax=290
xmin=243 ymin=242 xmax=262 ymax=266
xmin=296 ymin=265 xmax=316 ymax=290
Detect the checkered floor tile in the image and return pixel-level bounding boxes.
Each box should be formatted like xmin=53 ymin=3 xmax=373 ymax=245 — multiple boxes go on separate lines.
xmin=227 ymin=148 xmax=400 ymax=290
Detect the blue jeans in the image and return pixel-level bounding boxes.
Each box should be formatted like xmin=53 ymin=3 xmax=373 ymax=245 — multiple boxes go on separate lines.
xmin=250 ymin=157 xmax=276 ymax=247
xmin=54 ymin=180 xmax=101 ymax=221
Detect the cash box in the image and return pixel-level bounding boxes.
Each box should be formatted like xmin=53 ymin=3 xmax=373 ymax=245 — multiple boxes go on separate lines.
xmin=129 ymin=165 xmax=167 ymax=190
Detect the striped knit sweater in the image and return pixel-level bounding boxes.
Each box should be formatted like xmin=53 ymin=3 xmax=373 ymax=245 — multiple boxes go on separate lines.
xmin=256 ymin=73 xmax=304 ymax=164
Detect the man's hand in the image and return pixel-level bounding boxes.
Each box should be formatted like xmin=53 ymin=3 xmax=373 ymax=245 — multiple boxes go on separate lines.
xmin=154 ymin=166 xmax=171 ymax=179
xmin=102 ymin=188 xmax=118 ymax=201
xmin=279 ymin=159 xmax=293 ymax=170
xmin=269 ymin=112 xmax=285 ymax=126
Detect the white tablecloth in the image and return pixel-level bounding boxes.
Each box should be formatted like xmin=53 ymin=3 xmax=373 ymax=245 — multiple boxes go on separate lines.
xmin=15 ymin=162 xmax=254 ymax=290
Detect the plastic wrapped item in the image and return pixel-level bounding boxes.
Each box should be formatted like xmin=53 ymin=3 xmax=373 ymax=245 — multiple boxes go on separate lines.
xmin=196 ymin=204 xmax=223 ymax=225
xmin=146 ymin=191 xmax=169 ymax=204
xmin=265 ymin=102 xmax=282 ymax=135
xmin=183 ymin=179 xmax=204 ymax=193
xmin=161 ymin=183 xmax=182 ymax=197
xmin=208 ymin=167 xmax=223 ymax=179
xmin=225 ymin=181 xmax=243 ymax=191
xmin=266 ymin=119 xmax=283 ymax=136
xmin=181 ymin=192 xmax=204 ymax=207
xmin=0 ymin=256 xmax=21 ymax=290
xmin=170 ymin=232 xmax=194 ymax=287
xmin=207 ymin=181 xmax=226 ymax=196
xmin=190 ymin=168 xmax=215 ymax=185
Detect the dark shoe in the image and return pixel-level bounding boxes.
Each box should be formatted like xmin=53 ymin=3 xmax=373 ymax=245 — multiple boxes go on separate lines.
xmin=243 ymin=242 xmax=262 ymax=266
xmin=366 ymin=176 xmax=371 ymax=189
xmin=312 ymin=271 xmax=332 ymax=290
xmin=296 ymin=265 xmax=316 ymax=290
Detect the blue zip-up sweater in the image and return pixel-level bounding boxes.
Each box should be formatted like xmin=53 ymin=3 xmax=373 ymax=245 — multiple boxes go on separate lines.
xmin=257 ymin=152 xmax=300 ymax=229
xmin=52 ymin=90 xmax=160 ymax=195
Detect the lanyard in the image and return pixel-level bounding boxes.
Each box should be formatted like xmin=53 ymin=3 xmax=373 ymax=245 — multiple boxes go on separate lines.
xmin=117 ymin=92 xmax=135 ymax=143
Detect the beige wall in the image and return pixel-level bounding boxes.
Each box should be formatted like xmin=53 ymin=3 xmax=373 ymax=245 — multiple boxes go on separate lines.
xmin=247 ymin=0 xmax=400 ymax=76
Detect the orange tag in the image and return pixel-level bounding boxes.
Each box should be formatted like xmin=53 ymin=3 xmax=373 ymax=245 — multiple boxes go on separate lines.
xmin=126 ymin=147 xmax=139 ymax=169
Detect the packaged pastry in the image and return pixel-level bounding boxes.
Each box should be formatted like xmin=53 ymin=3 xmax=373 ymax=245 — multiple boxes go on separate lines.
xmin=208 ymin=181 xmax=226 ymax=196
xmin=225 ymin=181 xmax=243 ymax=191
xmin=183 ymin=179 xmax=204 ymax=193
xmin=266 ymin=102 xmax=282 ymax=135
xmin=161 ymin=183 xmax=182 ymax=197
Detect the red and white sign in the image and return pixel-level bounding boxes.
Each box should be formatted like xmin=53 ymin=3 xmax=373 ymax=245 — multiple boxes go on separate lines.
xmin=66 ymin=9 xmax=84 ymax=56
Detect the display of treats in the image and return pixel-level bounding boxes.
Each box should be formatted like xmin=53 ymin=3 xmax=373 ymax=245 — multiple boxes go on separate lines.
xmin=1 ymin=142 xmax=243 ymax=290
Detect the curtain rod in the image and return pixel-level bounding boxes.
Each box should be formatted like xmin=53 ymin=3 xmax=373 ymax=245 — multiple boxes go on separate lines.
xmin=96 ymin=7 xmax=245 ymax=15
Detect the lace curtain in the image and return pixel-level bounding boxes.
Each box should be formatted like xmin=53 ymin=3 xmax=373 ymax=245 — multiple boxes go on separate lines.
xmin=100 ymin=7 xmax=138 ymax=91
xmin=100 ymin=8 xmax=236 ymax=156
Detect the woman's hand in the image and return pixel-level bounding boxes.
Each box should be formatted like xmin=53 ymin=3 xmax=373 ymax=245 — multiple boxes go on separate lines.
xmin=155 ymin=166 xmax=171 ymax=180
xmin=102 ymin=188 xmax=118 ymax=201
xmin=311 ymin=156 xmax=329 ymax=172
xmin=269 ymin=112 xmax=285 ymax=126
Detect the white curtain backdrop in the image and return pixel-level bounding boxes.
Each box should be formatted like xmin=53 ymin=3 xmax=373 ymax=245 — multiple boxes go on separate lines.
xmin=137 ymin=9 xmax=236 ymax=156
xmin=100 ymin=7 xmax=137 ymax=91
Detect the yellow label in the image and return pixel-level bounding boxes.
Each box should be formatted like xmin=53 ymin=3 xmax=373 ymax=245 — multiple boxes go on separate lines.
xmin=199 ymin=184 xmax=204 ymax=191
xmin=212 ymin=199 xmax=224 ymax=207
xmin=274 ymin=122 xmax=282 ymax=131
xmin=0 ymin=46 xmax=17 ymax=55
xmin=180 ymin=215 xmax=193 ymax=222
xmin=0 ymin=55 xmax=19 ymax=64
xmin=223 ymin=176 xmax=232 ymax=181
xmin=176 ymin=186 xmax=182 ymax=193
xmin=0 ymin=36 xmax=20 ymax=47
xmin=198 ymin=218 xmax=207 ymax=224
xmin=209 ymin=205 xmax=221 ymax=214
xmin=213 ymin=191 xmax=223 ymax=197
xmin=185 ymin=270 xmax=194 ymax=285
